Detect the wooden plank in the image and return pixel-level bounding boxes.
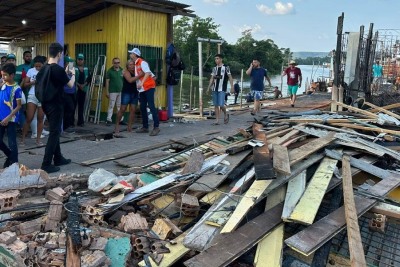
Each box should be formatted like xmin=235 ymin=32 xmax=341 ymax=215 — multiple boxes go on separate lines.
xmin=181 ymin=150 xmax=204 ymax=175
xmin=342 ymin=154 xmax=367 ymax=267
xmin=273 ymin=144 xmax=291 ymax=175
xmin=184 ymin=204 xmax=284 ymax=267
xmin=272 ymin=129 xmax=301 ymax=145
xmin=300 ymin=123 xmax=377 ymax=141
xmin=138 ymin=233 xmax=190 ymax=267
xmin=253 ymin=123 xmax=275 ymax=180
xmin=363 ymin=101 xmax=400 ymax=120
xmin=169 ymin=130 xmax=220 ymax=146
xmin=254 ymin=186 xmax=286 ymax=267
xmin=333 ymin=101 xmax=379 ymax=119
xmin=183 ymin=168 xmax=255 ymax=251
xmin=199 ymin=184 xmax=230 ymax=205
xmin=205 ymin=197 xmax=240 ymax=227
xmin=285 ymin=173 xmax=400 ymax=256
xmin=81 ymin=141 xmax=173 ymax=166
xmin=330 ymin=122 xmax=400 ymax=136
xmin=220 ymin=180 xmax=272 ymax=233
xmin=281 ymin=170 xmax=306 ymax=221
xmin=370 ymin=202 xmax=400 ymax=219
xmin=288 ymin=157 xmax=338 ymax=225
xmin=369 ymin=102 xmax=400 ymax=113
xmin=289 ymin=133 xmax=336 ymax=165
xmin=187 ymin=150 xmax=252 ymax=192
xmin=273 ymin=118 xmax=376 ymax=123
xmin=334 ymin=140 xmax=385 ymax=157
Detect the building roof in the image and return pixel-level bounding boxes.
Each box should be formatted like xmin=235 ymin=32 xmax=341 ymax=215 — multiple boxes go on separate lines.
xmin=0 ymin=0 xmax=195 ymax=44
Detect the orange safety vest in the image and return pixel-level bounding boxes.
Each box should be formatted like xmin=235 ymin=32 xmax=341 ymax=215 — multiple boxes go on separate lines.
xmin=135 ymin=58 xmax=156 ymax=91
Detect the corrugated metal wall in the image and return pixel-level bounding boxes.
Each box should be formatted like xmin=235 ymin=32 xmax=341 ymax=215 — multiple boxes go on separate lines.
xmin=38 ymin=4 xmax=168 ymax=109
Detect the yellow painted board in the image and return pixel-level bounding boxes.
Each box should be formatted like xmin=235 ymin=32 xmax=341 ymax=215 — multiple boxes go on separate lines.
xmin=254 ymin=186 xmax=286 ymax=267
xmin=220 ymin=180 xmax=272 ymax=233
xmin=288 ymin=157 xmax=338 ymax=225
xmin=151 ymin=194 xmax=175 ymax=210
xmin=138 ymin=233 xmax=190 ymax=267
xmin=205 ymin=197 xmax=239 ymax=227
xmin=199 ymin=184 xmax=230 ymax=205
xmin=281 ymin=170 xmax=306 ymax=221
xmin=254 ymin=224 xmax=284 ymax=267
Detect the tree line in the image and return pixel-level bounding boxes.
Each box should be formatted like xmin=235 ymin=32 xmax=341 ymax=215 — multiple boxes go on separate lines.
xmin=173 ymin=17 xmax=293 ymax=76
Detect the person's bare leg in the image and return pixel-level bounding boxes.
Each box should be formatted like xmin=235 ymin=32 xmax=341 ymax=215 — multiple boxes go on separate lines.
xmin=253 ymin=99 xmax=260 ymax=114
xmin=127 ymin=105 xmax=136 ymax=132
xmin=22 ymin=103 xmax=37 ymax=144
xmin=115 ymin=105 xmax=127 ymax=134
xmin=36 ymin=107 xmax=44 ymax=145
xmin=292 ymin=94 xmax=297 ymax=105
xmin=214 ymin=106 xmax=220 ymax=124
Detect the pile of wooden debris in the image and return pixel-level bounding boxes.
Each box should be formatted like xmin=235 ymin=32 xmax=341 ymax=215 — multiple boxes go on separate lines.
xmin=1 ymin=101 xmax=400 ymax=266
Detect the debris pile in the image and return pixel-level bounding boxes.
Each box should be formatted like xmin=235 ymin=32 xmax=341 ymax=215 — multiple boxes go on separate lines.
xmin=0 ymin=101 xmax=400 ymax=266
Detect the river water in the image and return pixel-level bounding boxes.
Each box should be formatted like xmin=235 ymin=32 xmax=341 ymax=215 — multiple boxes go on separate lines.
xmin=173 ymin=64 xmax=331 ymax=109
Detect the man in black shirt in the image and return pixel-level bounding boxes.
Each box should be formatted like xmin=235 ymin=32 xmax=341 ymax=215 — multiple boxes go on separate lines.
xmin=40 ymin=43 xmax=75 ymax=173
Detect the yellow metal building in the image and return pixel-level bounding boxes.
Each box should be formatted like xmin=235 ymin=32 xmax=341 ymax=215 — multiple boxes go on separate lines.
xmin=5 ymin=0 xmax=194 ymax=119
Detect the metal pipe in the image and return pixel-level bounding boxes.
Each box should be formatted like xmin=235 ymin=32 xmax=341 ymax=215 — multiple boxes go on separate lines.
xmin=56 ymin=0 xmax=64 ymax=67
xmin=197 ymin=38 xmax=224 ymax=44
xmin=198 ymin=41 xmax=203 ymax=116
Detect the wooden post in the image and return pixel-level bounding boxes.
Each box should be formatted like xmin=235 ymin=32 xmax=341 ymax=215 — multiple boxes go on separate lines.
xmin=338 ymin=84 xmax=344 ymax=111
xmin=189 ymin=66 xmax=193 ymax=109
xmin=179 ymin=70 xmax=183 ymax=113
xmin=240 ymin=69 xmax=243 ymax=108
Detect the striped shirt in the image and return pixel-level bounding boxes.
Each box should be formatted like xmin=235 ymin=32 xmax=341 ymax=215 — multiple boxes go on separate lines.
xmin=211 ymin=64 xmax=231 ymax=92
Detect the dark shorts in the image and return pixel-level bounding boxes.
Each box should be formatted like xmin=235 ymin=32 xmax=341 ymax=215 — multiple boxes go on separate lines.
xmin=121 ymin=92 xmax=138 ymax=106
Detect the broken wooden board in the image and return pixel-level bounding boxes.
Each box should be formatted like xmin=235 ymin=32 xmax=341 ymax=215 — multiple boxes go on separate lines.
xmin=289 ymin=133 xmax=336 ymax=165
xmin=330 ymin=122 xmax=400 ymax=136
xmin=333 ymin=101 xmax=379 ymax=119
xmin=369 ymin=102 xmax=400 ymax=113
xmin=81 ymin=141 xmax=173 ymax=166
xmin=281 ymin=170 xmax=306 ymax=221
xmin=288 ymin=157 xmax=338 ymax=225
xmin=187 ymin=150 xmax=252 ymax=192
xmin=371 ymin=202 xmax=400 ymax=220
xmin=199 ymin=184 xmax=230 ymax=205
xmin=334 ymin=140 xmax=385 ymax=157
xmin=342 ymin=154 xmax=367 ymax=267
xmin=138 ymin=232 xmax=190 ymax=267
xmin=183 ymin=168 xmax=255 ymax=251
xmin=254 ymin=186 xmax=286 ymax=267
xmin=272 ymin=129 xmax=301 ymax=145
xmin=253 ymin=123 xmax=275 ymax=180
xmin=181 ymin=150 xmax=205 ymax=175
xmin=169 ymin=130 xmax=220 ymax=146
xmin=285 ymin=172 xmax=400 ymax=256
xmin=273 ymin=144 xmax=291 ymax=175
xmin=363 ymin=101 xmax=400 ymax=120
xmin=220 ymin=179 xmax=273 ymax=233
xmin=205 ymin=196 xmax=240 ymax=227
xmin=184 ymin=204 xmax=283 ymax=267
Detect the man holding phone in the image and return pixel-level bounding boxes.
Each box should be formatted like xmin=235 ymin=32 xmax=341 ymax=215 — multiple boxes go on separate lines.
xmin=246 ymin=57 xmax=271 ymax=115
xmin=63 ymin=56 xmax=77 ymax=131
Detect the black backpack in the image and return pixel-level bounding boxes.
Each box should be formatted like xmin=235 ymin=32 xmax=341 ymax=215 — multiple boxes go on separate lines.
xmin=35 ymin=64 xmax=57 ymax=103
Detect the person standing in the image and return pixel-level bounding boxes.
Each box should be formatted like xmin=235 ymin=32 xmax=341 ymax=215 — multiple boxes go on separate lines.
xmin=233 ymin=80 xmax=240 ymax=104
xmin=0 ymin=63 xmax=22 ymax=167
xmin=63 ymin=56 xmax=77 ymax=131
xmin=16 ymin=51 xmax=32 ymax=85
xmin=282 ymin=60 xmax=302 ymax=107
xmin=372 ymin=60 xmax=383 ymax=91
xmin=75 ymin=53 xmax=90 ymax=127
xmin=207 ymin=54 xmax=234 ymax=124
xmin=39 ymin=43 xmax=75 ymax=173
xmin=114 ymin=60 xmax=141 ymax=135
xmin=129 ymin=48 xmax=160 ymax=136
xmin=105 ymin=57 xmax=123 ymax=125
xmin=246 ymin=57 xmax=272 ymax=115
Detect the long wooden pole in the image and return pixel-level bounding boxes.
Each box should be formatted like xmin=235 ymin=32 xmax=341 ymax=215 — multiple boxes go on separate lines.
xmin=240 ymin=69 xmax=244 ymax=108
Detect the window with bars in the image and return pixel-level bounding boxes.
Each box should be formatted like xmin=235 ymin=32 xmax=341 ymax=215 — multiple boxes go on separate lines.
xmin=127 ymin=44 xmax=163 ymax=85
xmin=75 ymin=43 xmax=107 ymax=71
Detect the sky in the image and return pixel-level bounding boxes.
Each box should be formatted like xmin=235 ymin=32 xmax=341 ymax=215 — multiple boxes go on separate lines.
xmin=176 ymin=0 xmax=400 ymax=52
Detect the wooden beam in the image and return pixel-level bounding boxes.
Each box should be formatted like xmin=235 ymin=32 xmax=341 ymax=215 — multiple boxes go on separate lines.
xmin=333 ymin=101 xmax=379 ymax=119
xmin=253 ymin=123 xmax=275 ymax=180
xmin=370 ymin=202 xmax=400 ymax=220
xmin=220 ymin=179 xmax=273 ymax=233
xmin=281 ymin=170 xmax=306 ymax=221
xmin=289 ymin=133 xmax=336 ymax=165
xmin=342 ymin=155 xmax=367 ymax=267
xmin=285 ymin=172 xmax=400 ymax=256
xmin=330 ymin=122 xmax=400 ymax=136
xmin=272 ymin=129 xmax=301 ymax=145
xmin=273 ymin=144 xmax=291 ymax=175
xmin=272 ymin=118 xmax=376 ymax=123
xmin=302 ymin=123 xmax=378 ymax=141
xmin=66 ymin=235 xmax=81 ymax=267
xmin=184 ymin=204 xmax=284 ymax=267
xmin=369 ymin=103 xmax=400 ymax=113
xmin=288 ymin=157 xmax=338 ymax=225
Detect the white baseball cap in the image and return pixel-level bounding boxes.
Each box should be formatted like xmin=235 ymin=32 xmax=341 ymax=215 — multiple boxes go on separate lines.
xmin=128 ymin=48 xmax=141 ymax=57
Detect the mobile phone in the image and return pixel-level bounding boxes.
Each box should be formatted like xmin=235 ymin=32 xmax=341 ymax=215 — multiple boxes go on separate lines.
xmin=68 ymin=62 xmax=74 ymax=71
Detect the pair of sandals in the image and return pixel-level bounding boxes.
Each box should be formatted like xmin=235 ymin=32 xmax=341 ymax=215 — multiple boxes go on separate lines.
xmin=212 ymin=114 xmax=229 ymax=125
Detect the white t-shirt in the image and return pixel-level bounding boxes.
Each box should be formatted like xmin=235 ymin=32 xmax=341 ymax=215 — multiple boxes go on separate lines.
xmin=26 ymin=67 xmax=39 ymax=95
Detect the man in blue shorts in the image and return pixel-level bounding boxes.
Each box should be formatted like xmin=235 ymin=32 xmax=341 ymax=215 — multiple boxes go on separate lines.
xmin=246 ymin=57 xmax=272 ymax=115
xmin=207 ymin=54 xmax=234 ymax=125
xmin=282 ymin=60 xmax=302 ymax=107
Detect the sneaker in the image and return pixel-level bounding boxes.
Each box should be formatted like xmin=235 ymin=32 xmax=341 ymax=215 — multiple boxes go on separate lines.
xmin=41 ymin=164 xmax=60 ymax=173
xmin=106 ymin=120 xmax=112 ymax=126
xmin=42 ymin=130 xmax=49 ymax=136
xmin=149 ymin=127 xmax=160 ymax=136
xmin=3 ymin=158 xmax=11 ymax=168
xmin=31 ymin=134 xmax=45 ymax=139
xmin=136 ymin=127 xmax=149 ymax=133
xmin=54 ymin=157 xmax=72 ymax=166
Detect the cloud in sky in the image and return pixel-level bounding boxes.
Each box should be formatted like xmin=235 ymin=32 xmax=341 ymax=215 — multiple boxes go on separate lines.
xmin=257 ymin=2 xmax=295 ymax=15
xmin=237 ymin=24 xmax=262 ymax=35
xmin=203 ymin=0 xmax=228 ymax=5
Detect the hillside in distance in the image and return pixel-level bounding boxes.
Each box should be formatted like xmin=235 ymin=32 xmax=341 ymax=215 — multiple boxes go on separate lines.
xmin=293 ymin=51 xmax=330 ymax=59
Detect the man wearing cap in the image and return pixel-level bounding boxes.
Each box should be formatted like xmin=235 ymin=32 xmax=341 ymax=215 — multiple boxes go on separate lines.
xmin=6 ymin=54 xmax=16 ymax=65
xmin=129 ymin=48 xmax=160 ymax=136
xmin=246 ymin=57 xmax=272 ymax=115
xmin=63 ymin=56 xmax=77 ymax=131
xmin=105 ymin=57 xmax=123 ymax=125
xmin=282 ymin=60 xmax=302 ymax=107
xmin=75 ymin=53 xmax=91 ymax=127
